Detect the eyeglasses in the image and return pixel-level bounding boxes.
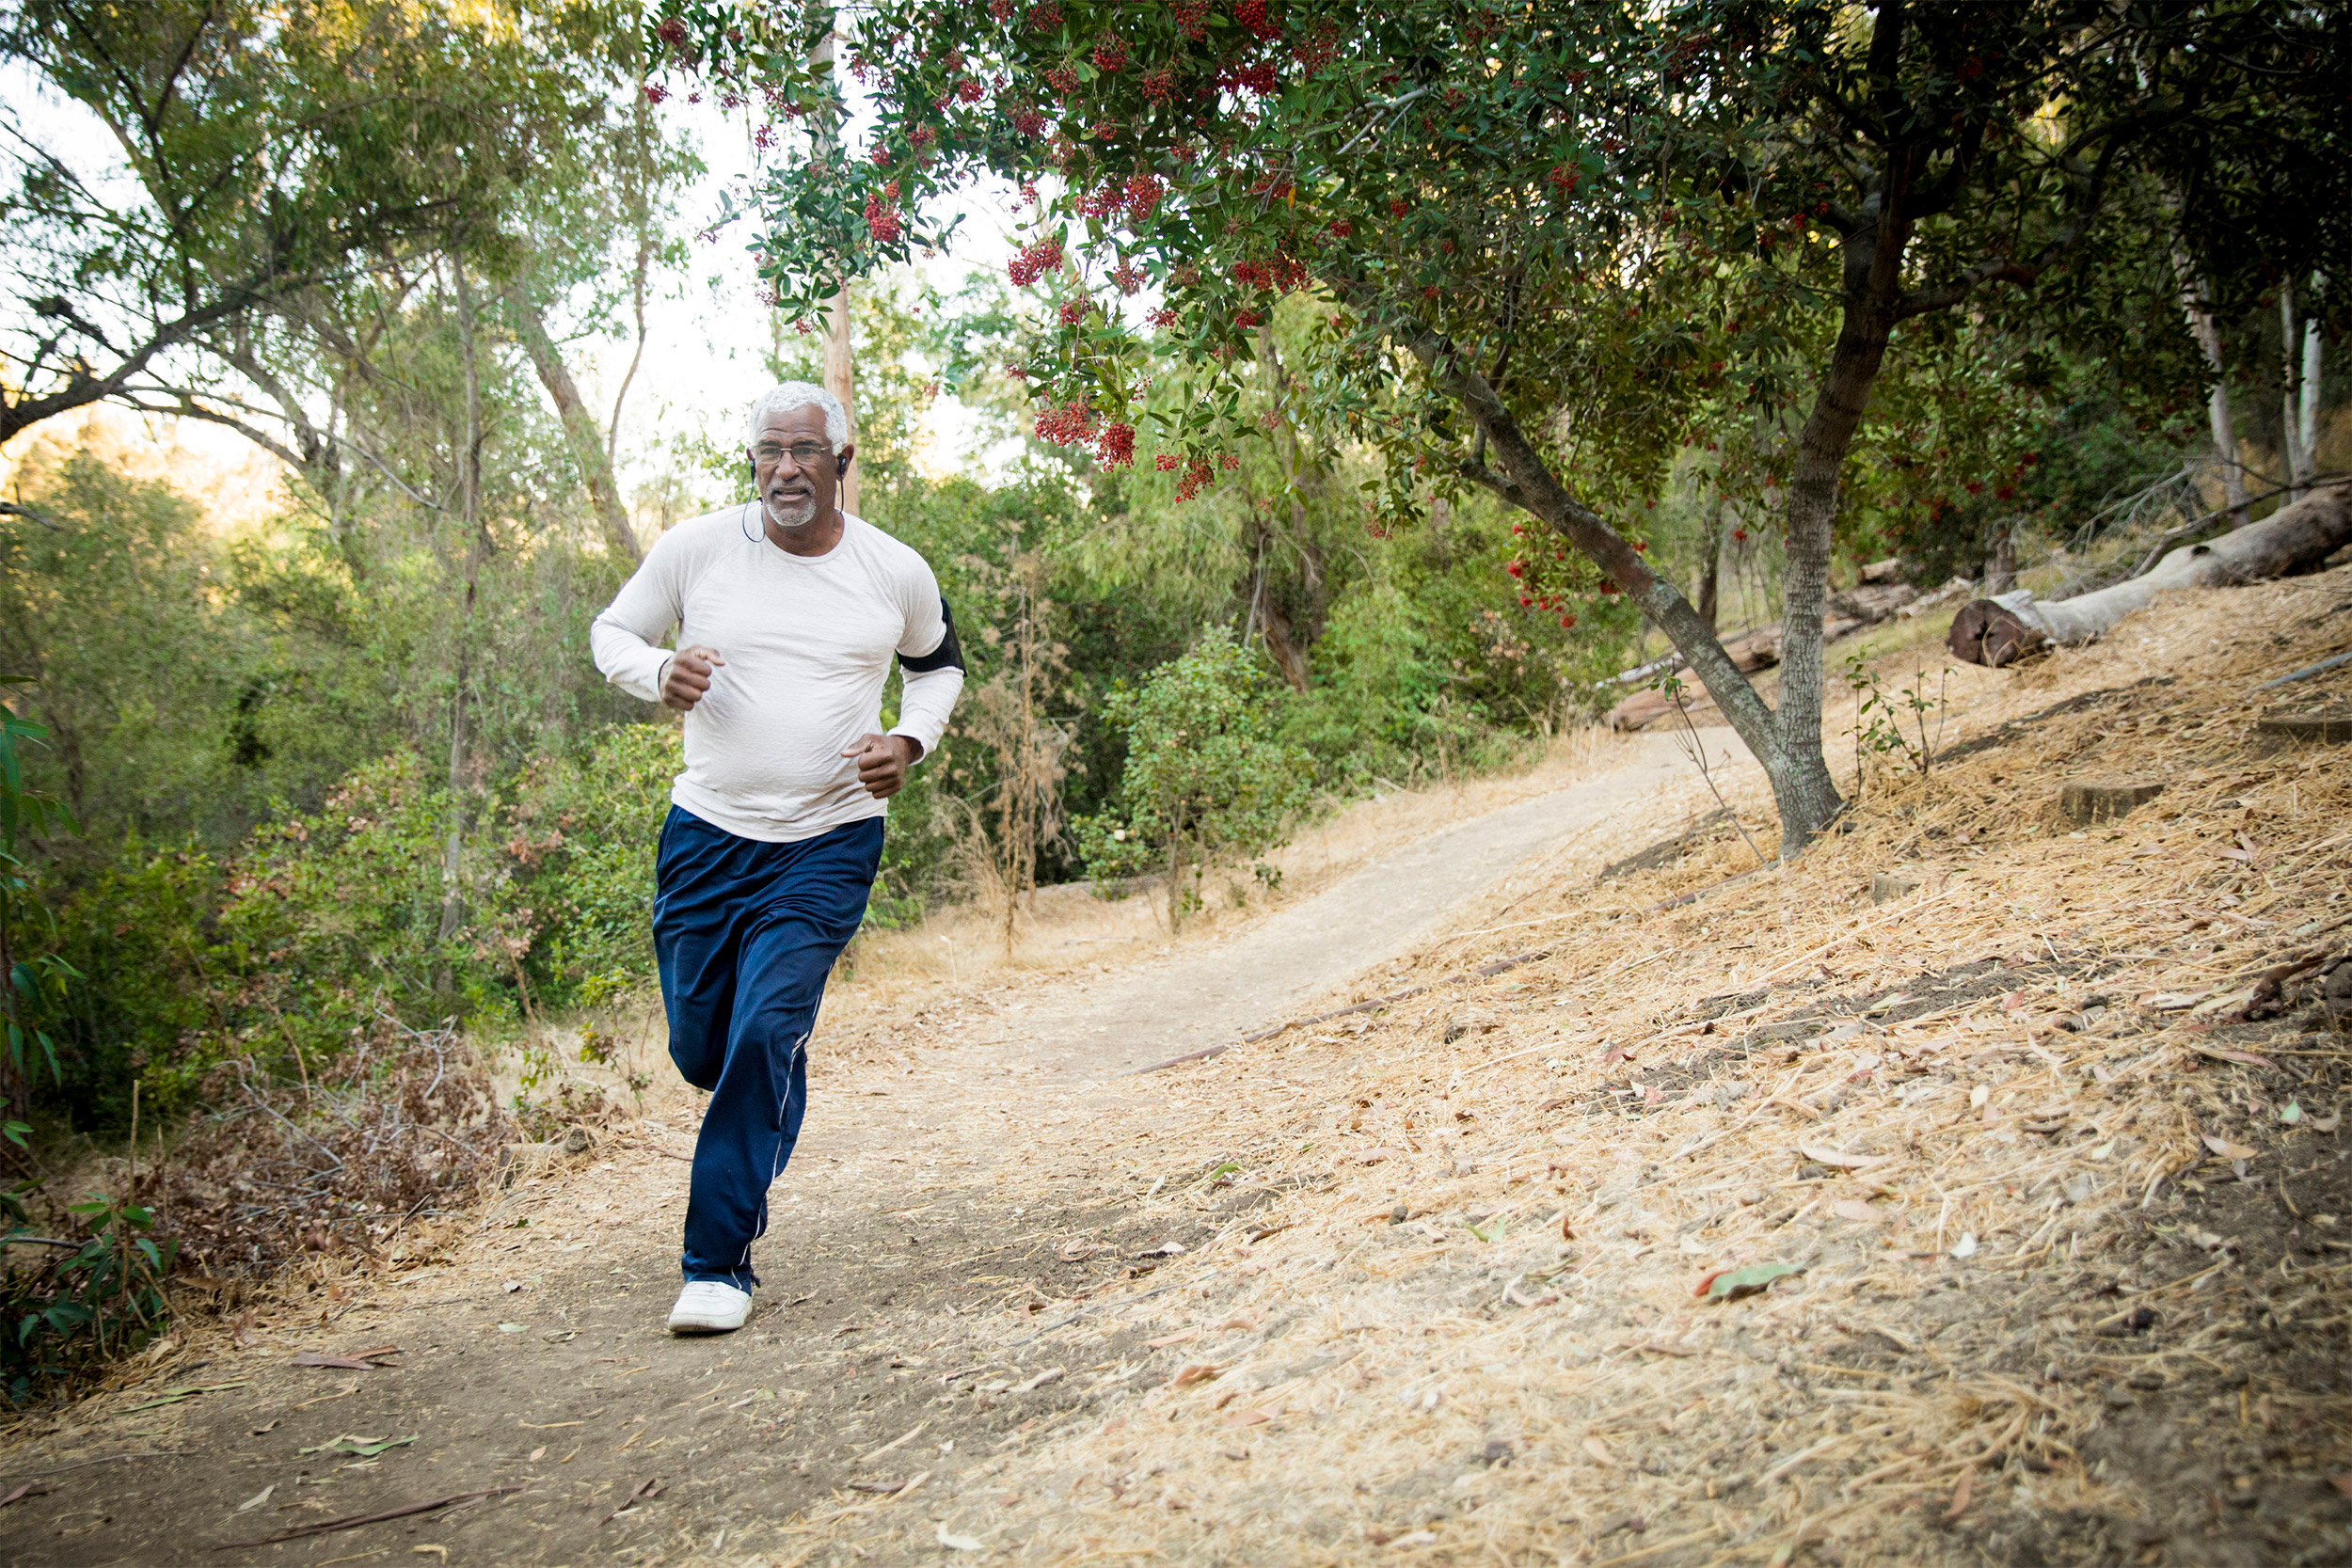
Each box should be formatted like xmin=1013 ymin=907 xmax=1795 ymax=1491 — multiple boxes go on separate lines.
xmin=751 ymin=439 xmax=835 ymax=467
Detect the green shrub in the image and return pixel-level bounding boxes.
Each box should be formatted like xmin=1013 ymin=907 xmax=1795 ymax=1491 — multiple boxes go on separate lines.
xmin=1075 ymin=629 xmax=1312 ymax=927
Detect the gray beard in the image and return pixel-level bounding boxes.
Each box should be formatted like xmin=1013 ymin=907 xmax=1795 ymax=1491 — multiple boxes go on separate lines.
xmin=764 ymin=492 xmax=818 ymax=529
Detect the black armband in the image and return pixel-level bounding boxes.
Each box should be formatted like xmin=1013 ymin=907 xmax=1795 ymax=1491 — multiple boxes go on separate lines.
xmin=900 ymin=597 xmax=965 ymax=673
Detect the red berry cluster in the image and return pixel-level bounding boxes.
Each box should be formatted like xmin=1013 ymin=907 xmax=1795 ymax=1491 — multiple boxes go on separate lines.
xmin=1057 ymin=298 xmax=1089 ymax=325
xmin=1173 ymin=457 xmax=1216 ymax=500
xmin=865 ymin=182 xmax=903 ymax=245
xmin=1004 ymin=364 xmax=1028 ymax=379
xmin=1140 ymin=65 xmax=1176 ymax=103
xmin=1122 ymin=171 xmax=1165 ymax=219
xmin=1092 ymin=36 xmax=1128 ymax=72
xmin=1230 ymin=254 xmax=1309 ymax=293
xmin=1232 ymin=307 xmax=1263 ymax=328
xmin=1147 ymin=305 xmax=1178 ymax=327
xmin=643 ymin=83 xmax=669 ymax=104
xmin=1007 ymin=237 xmax=1065 ymax=286
xmin=654 ymin=16 xmax=687 ymax=49
xmin=1548 ymin=164 xmax=1581 ymax=195
xmin=1217 ymin=61 xmax=1281 ymax=95
xmin=1012 ymin=105 xmax=1048 ymax=135
xmin=1110 ymin=259 xmax=1145 ymax=295
xmin=956 ymin=77 xmax=985 ymax=102
xmin=1027 ymin=1 xmax=1062 ymax=29
xmin=1169 ymin=0 xmax=1211 ymax=40
xmin=990 ymin=0 xmax=1013 ymax=18
xmin=1295 ymin=21 xmax=1340 ymax=73
xmin=1044 ymin=64 xmax=1079 ymax=98
xmin=1095 ymin=422 xmax=1136 ymax=467
xmin=1388 ymin=198 xmax=1409 ymax=218
xmin=868 ymin=142 xmax=893 ymax=166
xmin=1033 ymin=399 xmax=1097 ymax=445
xmin=1154 ymin=453 xmax=1181 ymax=471
xmin=1234 ymin=0 xmax=1279 ymax=40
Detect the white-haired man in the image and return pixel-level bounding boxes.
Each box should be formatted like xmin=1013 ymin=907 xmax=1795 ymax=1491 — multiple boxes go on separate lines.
xmin=590 ymin=382 xmax=964 ymax=1334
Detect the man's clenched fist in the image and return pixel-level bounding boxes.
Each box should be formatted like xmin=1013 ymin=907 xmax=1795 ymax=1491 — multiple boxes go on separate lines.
xmin=842 ymin=733 xmax=922 ymax=800
xmin=661 ymin=645 xmax=725 ymax=712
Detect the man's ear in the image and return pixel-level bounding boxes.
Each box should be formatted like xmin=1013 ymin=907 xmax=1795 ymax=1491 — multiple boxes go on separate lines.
xmin=835 ymin=442 xmax=856 ymax=478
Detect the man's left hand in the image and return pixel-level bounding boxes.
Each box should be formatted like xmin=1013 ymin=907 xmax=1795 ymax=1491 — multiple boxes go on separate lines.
xmin=843 ymin=733 xmax=922 ymax=800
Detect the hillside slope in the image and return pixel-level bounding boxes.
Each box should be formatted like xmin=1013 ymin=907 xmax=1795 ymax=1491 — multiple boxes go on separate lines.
xmin=1 ymin=570 xmax=2345 ymax=1568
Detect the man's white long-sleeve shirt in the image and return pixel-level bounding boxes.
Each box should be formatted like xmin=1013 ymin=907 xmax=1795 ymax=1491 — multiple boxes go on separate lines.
xmin=590 ymin=503 xmax=964 ymax=844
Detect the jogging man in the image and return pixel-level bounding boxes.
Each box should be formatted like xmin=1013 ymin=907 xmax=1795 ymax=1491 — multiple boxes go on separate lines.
xmin=590 ymin=381 xmax=964 ymax=1334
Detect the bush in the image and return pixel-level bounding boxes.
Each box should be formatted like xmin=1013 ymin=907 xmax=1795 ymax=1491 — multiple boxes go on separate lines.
xmin=1075 ymin=629 xmax=1312 ymax=927
xmin=0 ymin=1185 xmax=174 ymax=1405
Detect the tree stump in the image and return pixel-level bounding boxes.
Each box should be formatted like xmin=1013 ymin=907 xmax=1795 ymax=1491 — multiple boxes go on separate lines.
xmin=2254 ymin=712 xmax=2352 ymax=744
xmin=1947 ymin=598 xmax=2044 ymax=668
xmin=2058 ymin=780 xmax=2165 ymax=825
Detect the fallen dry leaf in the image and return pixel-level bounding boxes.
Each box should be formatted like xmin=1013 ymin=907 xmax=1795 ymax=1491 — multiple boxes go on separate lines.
xmin=1831 ymin=1199 xmax=1881 ymax=1224
xmin=1168 ymin=1363 xmax=1223 ymax=1388
xmin=2201 ymin=1133 xmax=2260 ymax=1161
xmin=1222 ymin=1407 xmax=1274 ymax=1428
xmin=1581 ymin=1435 xmax=1615 ymax=1466
xmin=1797 ymin=1142 xmax=1893 ymax=1170
xmin=1944 ymin=1466 xmax=1975 ymax=1521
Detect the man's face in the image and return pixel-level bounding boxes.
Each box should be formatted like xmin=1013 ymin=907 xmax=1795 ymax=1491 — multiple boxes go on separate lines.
xmin=749 ymin=405 xmax=850 ymax=530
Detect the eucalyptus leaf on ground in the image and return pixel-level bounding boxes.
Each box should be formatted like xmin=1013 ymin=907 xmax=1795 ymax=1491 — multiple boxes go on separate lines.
xmin=1696 ymin=1262 xmax=1806 ymax=1301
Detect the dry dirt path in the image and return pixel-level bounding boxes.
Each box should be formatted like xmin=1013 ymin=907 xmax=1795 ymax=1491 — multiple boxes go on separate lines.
xmin=0 ymin=733 xmax=1713 ymax=1567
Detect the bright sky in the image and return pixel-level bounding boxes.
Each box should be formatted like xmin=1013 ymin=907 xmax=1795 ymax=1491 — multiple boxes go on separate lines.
xmin=580 ymin=95 xmax=1031 ymax=497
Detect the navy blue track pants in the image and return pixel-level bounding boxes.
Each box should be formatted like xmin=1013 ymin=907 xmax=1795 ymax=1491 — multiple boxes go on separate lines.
xmin=653 ymin=806 xmax=882 ymax=1288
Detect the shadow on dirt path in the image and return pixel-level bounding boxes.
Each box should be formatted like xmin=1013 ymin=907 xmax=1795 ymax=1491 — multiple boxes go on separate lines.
xmin=0 ymin=733 xmax=1710 ymax=1565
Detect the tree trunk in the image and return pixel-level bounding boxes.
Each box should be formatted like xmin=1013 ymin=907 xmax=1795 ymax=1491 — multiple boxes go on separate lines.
xmin=436 ymin=261 xmax=488 ymax=993
xmin=2281 ymin=280 xmax=2307 ymax=500
xmin=825 ymin=284 xmax=859 ymax=517
xmin=2181 ymin=265 xmax=2249 ymax=527
xmin=1949 ymin=479 xmax=2352 ymax=665
xmin=1695 ymin=493 xmax=1724 ymax=634
xmin=508 ymin=286 xmax=641 ymax=564
xmin=1984 ymin=521 xmax=2017 ymax=595
xmin=2293 ymin=275 xmax=2325 ymax=499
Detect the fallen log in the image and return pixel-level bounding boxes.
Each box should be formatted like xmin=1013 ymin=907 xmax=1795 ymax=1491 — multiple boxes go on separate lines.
xmin=1949 ymin=479 xmax=2352 ymax=667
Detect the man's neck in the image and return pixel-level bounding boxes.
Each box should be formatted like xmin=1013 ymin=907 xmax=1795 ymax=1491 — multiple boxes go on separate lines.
xmin=761 ymin=505 xmax=846 ymax=558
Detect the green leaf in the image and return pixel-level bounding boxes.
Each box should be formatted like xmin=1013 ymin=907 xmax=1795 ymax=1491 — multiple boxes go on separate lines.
xmin=1701 ymin=1261 xmax=1806 ymax=1301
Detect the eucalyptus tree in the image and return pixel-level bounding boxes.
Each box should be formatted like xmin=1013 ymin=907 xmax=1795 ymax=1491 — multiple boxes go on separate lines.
xmin=648 ymin=0 xmax=2325 ymax=850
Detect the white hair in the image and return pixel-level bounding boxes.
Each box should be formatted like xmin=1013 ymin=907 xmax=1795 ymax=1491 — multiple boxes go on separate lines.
xmin=747 ymin=381 xmax=849 ymax=450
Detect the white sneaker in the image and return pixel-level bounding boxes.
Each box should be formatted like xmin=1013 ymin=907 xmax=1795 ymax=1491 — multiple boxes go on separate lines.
xmin=666 ymin=1280 xmax=753 ymax=1335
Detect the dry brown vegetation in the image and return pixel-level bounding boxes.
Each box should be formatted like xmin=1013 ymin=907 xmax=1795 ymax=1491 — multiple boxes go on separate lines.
xmin=786 ymin=571 xmax=2352 ymax=1566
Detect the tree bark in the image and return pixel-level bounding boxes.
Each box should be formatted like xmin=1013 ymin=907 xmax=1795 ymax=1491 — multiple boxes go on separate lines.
xmin=1695 ymin=493 xmax=1724 ymax=634
xmin=825 ymin=284 xmax=860 ymax=517
xmin=2181 ymin=264 xmax=2249 ymax=527
xmin=436 ymin=261 xmax=488 ymax=992
xmin=508 ymin=286 xmax=641 ymax=564
xmin=1949 ymin=478 xmax=2352 ymax=665
xmin=1984 ymin=521 xmax=2017 ymax=595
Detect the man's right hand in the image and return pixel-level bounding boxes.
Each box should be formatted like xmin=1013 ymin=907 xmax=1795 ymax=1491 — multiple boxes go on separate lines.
xmin=661 ymin=645 xmax=725 ymax=712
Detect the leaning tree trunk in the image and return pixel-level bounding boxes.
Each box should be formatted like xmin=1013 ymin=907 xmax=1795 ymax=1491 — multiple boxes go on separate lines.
xmin=509 ymin=287 xmax=642 ymax=565
xmin=1949 ymin=479 xmax=2352 ymax=666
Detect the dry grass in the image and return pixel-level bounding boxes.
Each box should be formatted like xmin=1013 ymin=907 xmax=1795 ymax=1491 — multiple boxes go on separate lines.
xmin=800 ymin=570 xmax=2352 ymax=1566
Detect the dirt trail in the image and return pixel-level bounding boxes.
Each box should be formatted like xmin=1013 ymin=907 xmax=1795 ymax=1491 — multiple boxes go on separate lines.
xmin=0 ymin=732 xmax=1716 ymax=1566
xmin=1009 ymin=731 xmax=1696 ymax=1082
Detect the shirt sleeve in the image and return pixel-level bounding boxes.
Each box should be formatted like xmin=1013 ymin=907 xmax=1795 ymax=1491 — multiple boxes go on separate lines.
xmin=590 ymin=524 xmax=693 ymax=704
xmin=888 ymin=553 xmax=963 ymax=758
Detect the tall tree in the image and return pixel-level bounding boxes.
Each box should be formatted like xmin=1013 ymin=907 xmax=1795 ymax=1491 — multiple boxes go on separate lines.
xmin=653 ymin=0 xmax=2335 ymax=850
xmin=1 ymin=0 xmax=511 ymax=445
